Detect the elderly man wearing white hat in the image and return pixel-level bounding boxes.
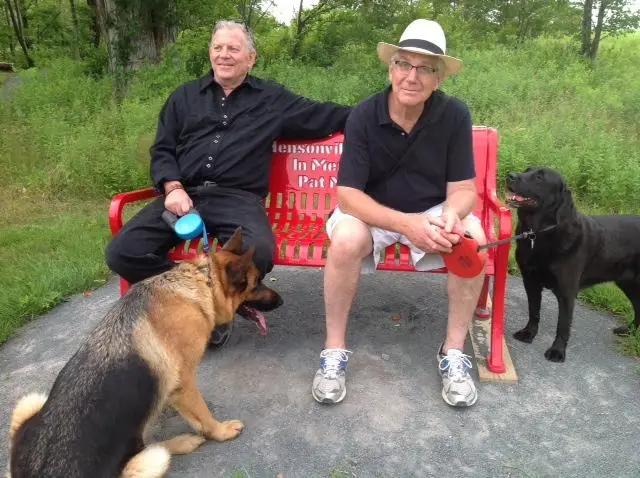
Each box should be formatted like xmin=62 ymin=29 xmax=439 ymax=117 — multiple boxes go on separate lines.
xmin=312 ymin=19 xmax=487 ymax=407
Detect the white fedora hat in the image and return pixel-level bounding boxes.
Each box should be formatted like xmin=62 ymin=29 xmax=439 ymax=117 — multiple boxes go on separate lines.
xmin=377 ymin=19 xmax=463 ymax=78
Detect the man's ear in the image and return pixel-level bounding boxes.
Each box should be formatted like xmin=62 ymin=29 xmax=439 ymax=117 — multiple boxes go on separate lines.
xmin=224 ymin=246 xmax=256 ymax=292
xmin=222 ymin=227 xmax=244 ymax=255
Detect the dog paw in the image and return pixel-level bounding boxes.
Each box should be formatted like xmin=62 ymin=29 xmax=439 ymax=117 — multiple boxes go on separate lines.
xmin=209 ymin=420 xmax=244 ymax=442
xmin=544 ymin=347 xmax=566 ymax=362
xmin=513 ymin=328 xmax=536 ymax=343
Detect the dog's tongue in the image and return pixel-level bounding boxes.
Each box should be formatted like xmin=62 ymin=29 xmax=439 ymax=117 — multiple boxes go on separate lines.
xmin=236 ymin=305 xmax=268 ymax=336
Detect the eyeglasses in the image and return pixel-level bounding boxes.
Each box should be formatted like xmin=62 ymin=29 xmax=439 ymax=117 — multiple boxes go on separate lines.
xmin=392 ymin=59 xmax=439 ymax=77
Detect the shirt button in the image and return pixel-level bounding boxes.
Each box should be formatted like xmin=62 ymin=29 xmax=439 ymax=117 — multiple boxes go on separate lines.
xmin=208 ymin=156 xmax=213 ymax=160
xmin=214 ymin=140 xmax=218 ymax=143
xmin=223 ymin=114 xmax=228 ymax=119
xmin=222 ymin=121 xmax=227 ymax=126
xmin=215 ymin=134 xmax=221 ymax=138
xmin=206 ymin=164 xmax=212 ymax=168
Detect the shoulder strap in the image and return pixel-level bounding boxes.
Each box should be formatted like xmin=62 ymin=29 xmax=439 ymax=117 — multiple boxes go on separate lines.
xmin=367 ymin=92 xmax=450 ymax=194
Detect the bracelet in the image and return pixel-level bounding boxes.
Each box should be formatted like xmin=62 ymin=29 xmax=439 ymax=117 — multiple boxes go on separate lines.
xmin=164 ymin=184 xmax=184 ymax=197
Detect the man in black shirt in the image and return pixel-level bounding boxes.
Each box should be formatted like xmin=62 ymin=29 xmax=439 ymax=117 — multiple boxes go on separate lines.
xmin=105 ymin=20 xmax=351 ymax=344
xmin=311 ymin=19 xmax=486 ymax=408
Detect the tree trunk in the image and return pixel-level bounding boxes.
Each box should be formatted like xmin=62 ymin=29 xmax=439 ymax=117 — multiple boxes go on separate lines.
xmin=291 ymin=0 xmax=304 ymax=58
xmin=69 ymin=0 xmax=80 ymax=59
xmin=590 ymin=0 xmax=607 ymax=60
xmin=129 ymin=7 xmax=177 ymax=69
xmin=2 ymin=2 xmax=16 ymax=57
xmin=90 ymin=0 xmax=177 ymax=73
xmin=4 ymin=0 xmax=34 ymax=67
xmin=92 ymin=0 xmax=118 ymax=72
xmin=581 ymin=0 xmax=593 ymax=57
xmin=86 ymin=0 xmax=101 ymax=48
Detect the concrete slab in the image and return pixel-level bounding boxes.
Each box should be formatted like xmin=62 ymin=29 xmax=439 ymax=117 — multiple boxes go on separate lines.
xmin=1 ymin=267 xmax=639 ymax=477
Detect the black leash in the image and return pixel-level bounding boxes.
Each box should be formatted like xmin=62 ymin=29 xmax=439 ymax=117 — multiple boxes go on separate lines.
xmin=477 ymin=224 xmax=558 ymax=251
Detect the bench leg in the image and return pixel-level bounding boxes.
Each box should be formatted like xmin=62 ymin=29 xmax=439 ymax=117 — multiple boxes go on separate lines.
xmin=486 ymin=247 xmax=509 ymax=373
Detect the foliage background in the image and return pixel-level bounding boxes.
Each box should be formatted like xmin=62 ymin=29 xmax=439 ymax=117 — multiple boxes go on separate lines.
xmin=1 ymin=0 xmax=639 ymax=350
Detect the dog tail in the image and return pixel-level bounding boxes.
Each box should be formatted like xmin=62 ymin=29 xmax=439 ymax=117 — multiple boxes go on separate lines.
xmin=8 ymin=393 xmax=48 ymax=444
xmin=120 ymin=434 xmax=205 ymax=478
xmin=121 ymin=445 xmax=171 ymax=478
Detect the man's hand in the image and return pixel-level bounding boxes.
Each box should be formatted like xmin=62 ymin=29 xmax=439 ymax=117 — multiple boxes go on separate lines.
xmin=163 ymin=182 xmax=193 ymax=216
xmin=435 ymin=208 xmax=465 ymax=236
xmin=402 ymin=214 xmax=460 ymax=254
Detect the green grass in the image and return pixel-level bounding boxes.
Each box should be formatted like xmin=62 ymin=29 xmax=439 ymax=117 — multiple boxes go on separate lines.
xmin=0 ymin=194 xmax=112 ymax=343
xmin=0 ymin=71 xmax=8 ymax=86
xmin=0 ymin=35 xmax=639 ymax=356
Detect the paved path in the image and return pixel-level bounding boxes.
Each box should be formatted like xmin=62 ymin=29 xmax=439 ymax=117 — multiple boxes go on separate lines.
xmin=1 ymin=267 xmax=639 ymax=477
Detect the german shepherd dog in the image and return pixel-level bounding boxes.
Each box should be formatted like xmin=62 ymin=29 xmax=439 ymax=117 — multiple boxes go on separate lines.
xmin=7 ymin=228 xmax=282 ymax=478
xmin=506 ymin=167 xmax=640 ymax=362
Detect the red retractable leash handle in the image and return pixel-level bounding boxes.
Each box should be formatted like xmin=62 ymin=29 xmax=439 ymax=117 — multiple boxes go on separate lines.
xmin=442 ymin=224 xmax=557 ymax=278
xmin=441 ymin=232 xmax=488 ymax=278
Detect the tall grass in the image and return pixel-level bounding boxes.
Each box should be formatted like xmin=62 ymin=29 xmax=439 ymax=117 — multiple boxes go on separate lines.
xmin=1 ymin=34 xmax=639 ymax=347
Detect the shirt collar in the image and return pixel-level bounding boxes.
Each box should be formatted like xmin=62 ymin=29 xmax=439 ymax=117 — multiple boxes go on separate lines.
xmin=376 ymin=85 xmax=443 ymax=127
xmin=198 ymin=70 xmax=263 ymax=92
xmin=376 ymin=85 xmax=394 ymax=126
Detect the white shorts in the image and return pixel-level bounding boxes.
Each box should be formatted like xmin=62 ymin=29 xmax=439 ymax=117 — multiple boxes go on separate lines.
xmin=325 ymin=202 xmax=481 ymax=274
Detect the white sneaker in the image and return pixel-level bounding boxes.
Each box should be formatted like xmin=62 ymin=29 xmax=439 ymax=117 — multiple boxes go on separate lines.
xmin=437 ymin=346 xmax=478 ymax=407
xmin=311 ymin=348 xmax=352 ymax=404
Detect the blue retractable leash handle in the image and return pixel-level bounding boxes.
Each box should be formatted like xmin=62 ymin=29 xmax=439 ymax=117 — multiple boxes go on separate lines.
xmin=162 ymin=208 xmax=210 ymax=253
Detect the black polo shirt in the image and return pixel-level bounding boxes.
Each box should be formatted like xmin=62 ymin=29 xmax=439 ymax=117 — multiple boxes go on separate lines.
xmin=337 ymin=86 xmax=475 ymax=213
xmin=150 ymin=71 xmax=351 ymax=197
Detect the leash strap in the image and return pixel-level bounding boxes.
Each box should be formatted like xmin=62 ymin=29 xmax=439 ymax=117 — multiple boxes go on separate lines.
xmin=477 ymin=224 xmax=557 ymax=251
xmin=202 ymin=221 xmax=210 ymax=254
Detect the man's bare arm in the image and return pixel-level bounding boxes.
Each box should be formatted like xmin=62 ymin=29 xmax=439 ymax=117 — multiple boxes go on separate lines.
xmin=443 ymin=179 xmax=477 ymax=219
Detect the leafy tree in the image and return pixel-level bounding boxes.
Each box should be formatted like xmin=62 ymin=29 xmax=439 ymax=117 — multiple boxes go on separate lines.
xmin=579 ymin=0 xmax=640 ymax=60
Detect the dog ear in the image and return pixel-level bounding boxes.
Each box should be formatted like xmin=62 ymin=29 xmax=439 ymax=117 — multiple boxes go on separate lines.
xmin=555 ymin=182 xmax=574 ymax=222
xmin=224 ymin=246 xmax=256 ymax=292
xmin=222 ymin=227 xmax=244 ymax=255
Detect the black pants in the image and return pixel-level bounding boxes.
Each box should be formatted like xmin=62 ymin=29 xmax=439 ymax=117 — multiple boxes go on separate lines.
xmin=105 ymin=185 xmax=275 ymax=284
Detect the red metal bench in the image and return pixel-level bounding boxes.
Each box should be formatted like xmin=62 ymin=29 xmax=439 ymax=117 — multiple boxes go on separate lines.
xmin=109 ymin=126 xmax=512 ymax=373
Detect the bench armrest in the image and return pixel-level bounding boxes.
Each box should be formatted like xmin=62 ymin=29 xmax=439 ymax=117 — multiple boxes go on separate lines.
xmin=485 ymin=188 xmax=512 ymax=240
xmin=108 ymin=187 xmax=158 ymax=235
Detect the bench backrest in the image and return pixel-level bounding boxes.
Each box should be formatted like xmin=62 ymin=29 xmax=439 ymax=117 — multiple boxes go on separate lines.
xmin=265 ymin=127 xmax=498 ymax=230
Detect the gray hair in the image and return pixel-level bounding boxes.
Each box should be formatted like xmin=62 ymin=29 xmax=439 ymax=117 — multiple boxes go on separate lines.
xmin=210 ymin=20 xmax=256 ymax=54
xmin=390 ymin=52 xmax=445 ymax=80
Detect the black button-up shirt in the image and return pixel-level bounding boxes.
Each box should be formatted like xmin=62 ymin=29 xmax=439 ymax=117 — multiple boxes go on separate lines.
xmin=150 ymin=71 xmax=352 ymax=197
xmin=337 ymin=86 xmax=475 ymax=213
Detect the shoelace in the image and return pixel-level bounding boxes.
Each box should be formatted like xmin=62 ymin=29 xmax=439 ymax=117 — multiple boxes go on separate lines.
xmin=439 ymin=352 xmax=473 ymax=381
xmin=320 ymin=348 xmax=352 ymax=378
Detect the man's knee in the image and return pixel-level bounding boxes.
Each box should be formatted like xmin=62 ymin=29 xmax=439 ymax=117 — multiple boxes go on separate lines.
xmin=104 ymin=236 xmax=127 ymax=276
xmin=328 ymin=218 xmax=373 ymax=262
xmin=462 ymin=216 xmax=486 ymax=246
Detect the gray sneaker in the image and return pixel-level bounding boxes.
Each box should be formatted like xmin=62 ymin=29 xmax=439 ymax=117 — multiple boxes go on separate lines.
xmin=437 ymin=346 xmax=478 ymax=407
xmin=311 ymin=348 xmax=352 ymax=404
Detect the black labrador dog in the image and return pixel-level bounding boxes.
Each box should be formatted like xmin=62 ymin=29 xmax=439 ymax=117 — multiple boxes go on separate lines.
xmin=506 ymin=166 xmax=640 ymax=362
